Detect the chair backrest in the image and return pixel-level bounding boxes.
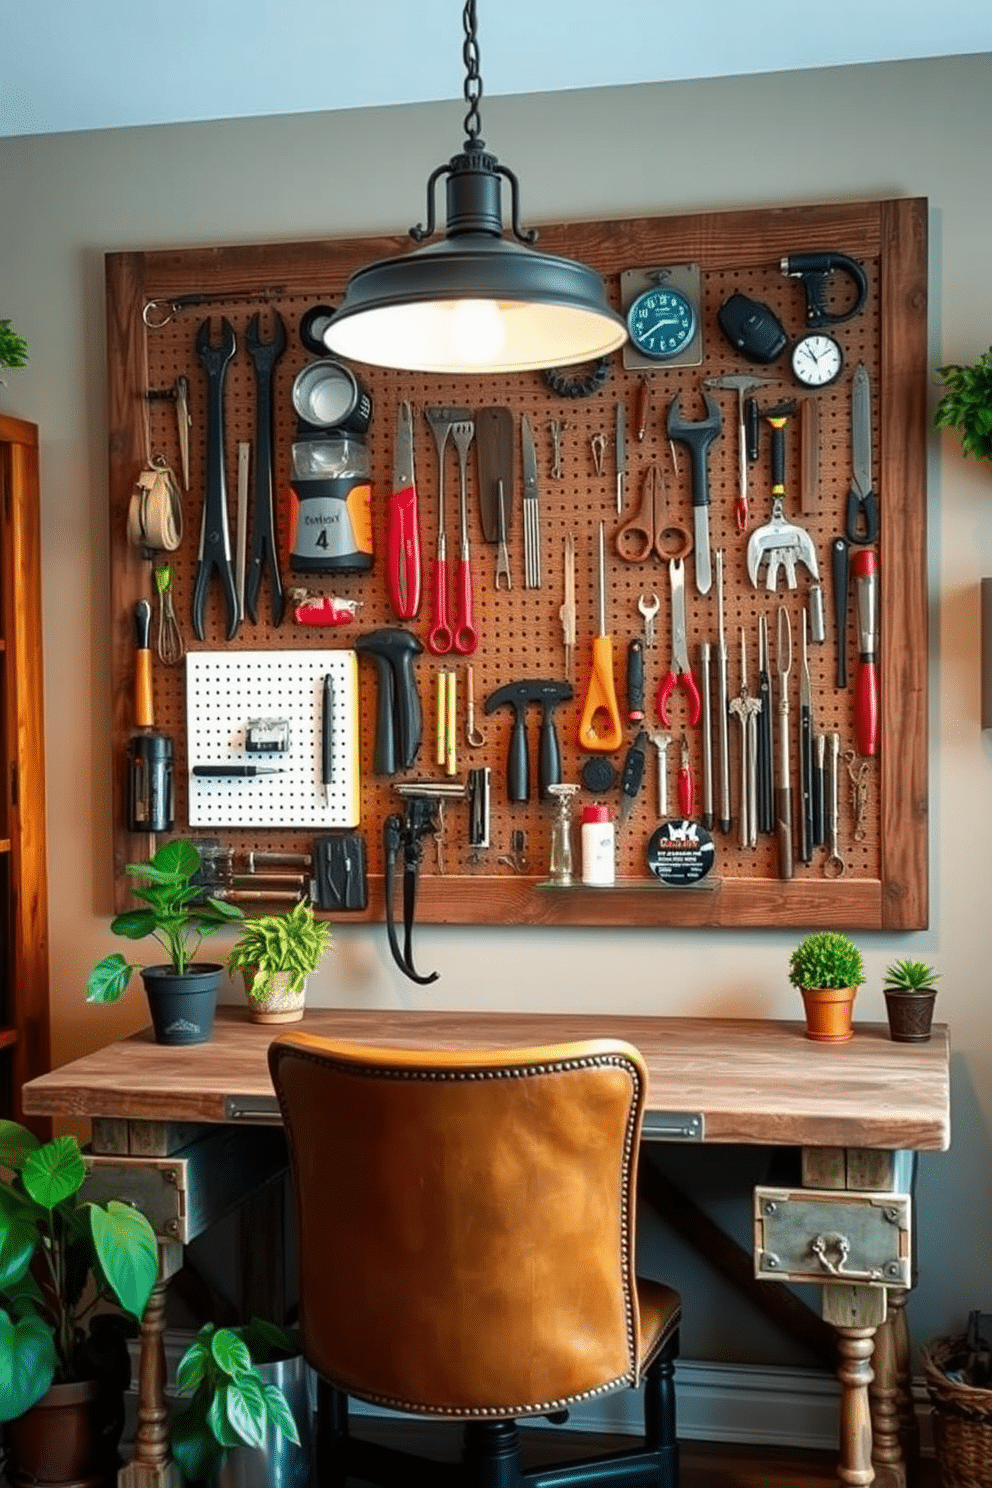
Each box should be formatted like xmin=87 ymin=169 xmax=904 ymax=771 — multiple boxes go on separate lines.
xmin=268 ymin=1033 xmax=648 ymax=1419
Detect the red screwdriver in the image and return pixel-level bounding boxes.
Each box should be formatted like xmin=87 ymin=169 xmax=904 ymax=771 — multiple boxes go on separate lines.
xmin=851 ymin=549 xmax=879 ymax=757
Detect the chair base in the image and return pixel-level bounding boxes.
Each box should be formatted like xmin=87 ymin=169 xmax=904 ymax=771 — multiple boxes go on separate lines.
xmin=315 ymin=1339 xmax=679 ymax=1488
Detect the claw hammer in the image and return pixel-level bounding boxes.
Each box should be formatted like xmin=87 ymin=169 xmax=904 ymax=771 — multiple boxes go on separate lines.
xmin=704 ymin=374 xmax=774 ymax=532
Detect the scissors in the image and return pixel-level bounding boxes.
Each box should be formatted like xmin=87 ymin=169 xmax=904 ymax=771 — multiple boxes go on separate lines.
xmin=615 ymin=464 xmax=692 ymax=563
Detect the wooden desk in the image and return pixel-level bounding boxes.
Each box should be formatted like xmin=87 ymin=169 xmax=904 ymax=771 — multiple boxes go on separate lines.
xmin=23 ymin=1011 xmax=950 ymax=1488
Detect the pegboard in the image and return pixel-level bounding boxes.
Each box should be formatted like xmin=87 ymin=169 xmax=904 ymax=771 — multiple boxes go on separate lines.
xmin=105 ymin=197 xmax=928 ymax=929
xmin=186 ymin=650 xmax=359 ymax=828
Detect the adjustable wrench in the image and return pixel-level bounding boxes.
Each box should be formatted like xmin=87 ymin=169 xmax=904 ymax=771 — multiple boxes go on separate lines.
xmin=666 ymin=393 xmax=722 ymax=595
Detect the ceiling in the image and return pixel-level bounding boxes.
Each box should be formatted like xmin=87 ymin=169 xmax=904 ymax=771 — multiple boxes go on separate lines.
xmin=2 ymin=1 xmax=991 ymax=140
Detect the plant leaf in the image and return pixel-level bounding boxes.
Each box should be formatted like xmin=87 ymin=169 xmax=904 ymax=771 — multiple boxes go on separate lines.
xmin=87 ymin=953 xmax=136 ymax=1003
xmin=0 ymin=1120 xmax=40 ymax=1172
xmin=210 ymin=1326 xmax=253 ymax=1379
xmin=89 ymin=1200 xmax=158 ymax=1318
xmin=0 ymin=1187 xmax=39 ymax=1290
xmin=174 ymin=1336 xmax=212 ymax=1395
xmin=0 ymin=1309 xmax=56 ymax=1421
xmin=22 ymin=1134 xmax=86 ymax=1208
xmin=224 ymin=1373 xmax=267 ymax=1448
xmin=209 ymin=1383 xmax=248 ymax=1448
xmin=170 ymin=1390 xmax=225 ymax=1481
xmin=262 ymin=1381 xmax=302 ymax=1445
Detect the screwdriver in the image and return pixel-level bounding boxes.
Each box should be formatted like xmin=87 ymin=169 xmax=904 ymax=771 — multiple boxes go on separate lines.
xmin=577 ymin=522 xmax=623 ymax=753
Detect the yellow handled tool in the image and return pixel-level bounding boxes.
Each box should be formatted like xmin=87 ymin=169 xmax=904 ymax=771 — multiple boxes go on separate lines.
xmin=578 ymin=522 xmax=623 ymax=753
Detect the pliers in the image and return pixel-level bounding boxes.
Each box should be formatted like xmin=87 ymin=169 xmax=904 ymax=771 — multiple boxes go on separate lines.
xmin=192 ymin=317 xmax=239 ymax=641
xmin=656 ymin=557 xmax=702 ymax=727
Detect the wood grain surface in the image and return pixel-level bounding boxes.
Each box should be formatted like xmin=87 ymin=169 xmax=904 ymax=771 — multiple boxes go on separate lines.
xmin=22 ymin=1009 xmax=949 ymax=1151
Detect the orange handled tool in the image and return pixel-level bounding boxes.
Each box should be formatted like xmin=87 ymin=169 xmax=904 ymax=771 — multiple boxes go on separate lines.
xmin=134 ymin=599 xmax=154 ymax=728
xmin=851 ymin=548 xmax=879 ymax=757
xmin=578 ymin=522 xmax=623 ymax=753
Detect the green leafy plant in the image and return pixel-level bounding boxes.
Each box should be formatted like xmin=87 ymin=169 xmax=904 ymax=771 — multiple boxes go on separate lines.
xmin=0 ymin=319 xmax=28 ymax=371
xmin=87 ymin=839 xmax=243 ymax=1005
xmin=226 ymin=900 xmax=332 ymax=1003
xmin=934 ymin=347 xmax=992 ymax=462
xmin=0 ymin=1120 xmax=159 ymax=1422
xmin=788 ymin=931 xmax=866 ymax=990
xmin=883 ymin=958 xmax=940 ymax=993
xmin=168 ymin=1318 xmax=302 ymax=1483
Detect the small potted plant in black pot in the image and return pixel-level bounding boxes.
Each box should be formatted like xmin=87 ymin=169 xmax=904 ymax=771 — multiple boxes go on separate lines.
xmin=87 ymin=838 xmax=243 ymax=1045
xmin=882 ymin=958 xmax=940 ymax=1043
xmin=788 ymin=931 xmax=866 ymax=1043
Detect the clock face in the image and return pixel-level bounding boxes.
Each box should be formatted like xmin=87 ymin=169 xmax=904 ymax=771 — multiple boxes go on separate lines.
xmin=791 ymin=333 xmax=843 ymax=388
xmin=626 ymin=287 xmax=696 ymax=361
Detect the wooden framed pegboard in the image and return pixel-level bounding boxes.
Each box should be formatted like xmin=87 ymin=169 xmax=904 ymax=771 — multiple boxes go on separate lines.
xmin=105 ymin=196 xmax=928 ymax=929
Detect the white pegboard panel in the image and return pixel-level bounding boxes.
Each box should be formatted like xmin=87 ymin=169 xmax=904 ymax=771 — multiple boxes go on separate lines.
xmin=186 ymin=649 xmax=359 ymax=828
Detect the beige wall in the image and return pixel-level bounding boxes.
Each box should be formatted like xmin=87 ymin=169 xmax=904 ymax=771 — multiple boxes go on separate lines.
xmin=1 ymin=51 xmax=990 ymax=1362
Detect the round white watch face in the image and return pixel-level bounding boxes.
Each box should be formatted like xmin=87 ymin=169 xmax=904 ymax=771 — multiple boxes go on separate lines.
xmin=792 ymin=333 xmax=843 ymax=387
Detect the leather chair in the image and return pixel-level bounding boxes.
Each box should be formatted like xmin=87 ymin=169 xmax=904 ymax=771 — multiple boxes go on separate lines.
xmin=268 ymin=1033 xmax=681 ymax=1488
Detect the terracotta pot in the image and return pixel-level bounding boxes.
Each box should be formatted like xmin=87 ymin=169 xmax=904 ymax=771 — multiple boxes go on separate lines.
xmin=884 ymin=987 xmax=937 ymax=1043
xmin=242 ymin=969 xmax=307 ymax=1024
xmin=5 ymin=1377 xmax=114 ymax=1486
xmin=140 ymin=962 xmax=222 ymax=1045
xmin=800 ymin=985 xmax=857 ymax=1043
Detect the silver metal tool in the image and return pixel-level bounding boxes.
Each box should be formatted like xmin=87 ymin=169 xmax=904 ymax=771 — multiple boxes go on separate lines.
xmin=464 ymin=663 xmax=486 ymax=747
xmin=824 ymin=732 xmax=846 ymax=877
xmin=776 ymin=606 xmax=794 ymax=879
xmin=559 ymin=532 xmax=576 ymax=679
xmin=703 ymin=373 xmax=774 ymax=532
xmin=495 ymin=478 xmax=511 ymax=589
xmin=521 ymin=415 xmax=542 ymax=589
xmin=638 ymin=592 xmax=660 ymax=649
xmin=236 ymin=441 xmax=249 ymax=624
xmin=715 ymin=550 xmax=731 ymax=834
xmin=176 ymin=375 xmax=191 ymax=490
xmin=615 ymin=401 xmax=626 ymax=513
xmin=549 ymin=420 xmax=565 ymax=479
xmin=799 ymin=610 xmax=814 ymax=864
xmin=700 ymin=641 xmax=713 ymax=829
xmin=650 ymin=733 xmax=672 ymax=817
xmin=729 ymin=629 xmax=760 ymax=849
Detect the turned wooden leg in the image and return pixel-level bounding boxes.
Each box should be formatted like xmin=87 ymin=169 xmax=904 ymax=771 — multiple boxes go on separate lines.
xmin=887 ymin=1289 xmax=921 ymax=1485
xmin=869 ymin=1307 xmax=906 ymax=1488
xmin=119 ymin=1243 xmax=183 ymax=1488
xmin=824 ymin=1283 xmax=887 ymax=1488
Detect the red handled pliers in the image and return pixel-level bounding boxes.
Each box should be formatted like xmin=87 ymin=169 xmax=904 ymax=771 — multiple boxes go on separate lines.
xmin=656 ymin=557 xmax=702 ymax=727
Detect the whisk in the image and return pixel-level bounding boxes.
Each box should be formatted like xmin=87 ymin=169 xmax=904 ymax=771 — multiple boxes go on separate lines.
xmin=154 ymin=565 xmax=185 ymax=665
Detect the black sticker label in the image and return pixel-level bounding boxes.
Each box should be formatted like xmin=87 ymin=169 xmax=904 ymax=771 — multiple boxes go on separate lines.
xmin=646 ymin=820 xmax=715 ymax=885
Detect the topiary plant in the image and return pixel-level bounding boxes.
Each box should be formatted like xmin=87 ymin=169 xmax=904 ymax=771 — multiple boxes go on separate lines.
xmin=934 ymin=347 xmax=992 ymax=462
xmin=883 ymin=958 xmax=939 ymax=993
xmin=0 ymin=319 xmax=29 ymax=376
xmin=788 ymin=931 xmax=865 ymax=990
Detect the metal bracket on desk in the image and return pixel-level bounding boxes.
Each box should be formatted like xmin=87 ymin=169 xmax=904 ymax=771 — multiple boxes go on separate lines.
xmin=753 ymin=1186 xmax=911 ymax=1287
xmin=225 ymin=1093 xmax=282 ymax=1122
xmin=642 ymin=1111 xmax=704 ymax=1141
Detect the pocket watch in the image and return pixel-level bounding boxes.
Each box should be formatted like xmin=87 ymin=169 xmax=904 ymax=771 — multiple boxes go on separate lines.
xmin=791 ymin=332 xmax=843 ymax=388
xmin=626 ymin=285 xmax=697 ymax=362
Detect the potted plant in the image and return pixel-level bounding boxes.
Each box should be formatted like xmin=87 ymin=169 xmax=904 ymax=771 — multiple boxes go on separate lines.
xmin=882 ymin=957 xmax=940 ymax=1043
xmin=934 ymin=346 xmax=992 ymax=463
xmin=0 ymin=1120 xmax=159 ymax=1485
xmin=168 ymin=1318 xmax=306 ymax=1486
xmin=0 ymin=318 xmax=28 ymax=383
xmin=226 ymin=900 xmax=332 ymax=1024
xmin=86 ymin=838 xmax=243 ymax=1045
xmin=788 ymin=931 xmax=866 ymax=1043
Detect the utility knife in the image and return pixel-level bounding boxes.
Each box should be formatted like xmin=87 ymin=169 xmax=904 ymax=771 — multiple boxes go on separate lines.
xmin=386 ymin=400 xmax=422 ymax=619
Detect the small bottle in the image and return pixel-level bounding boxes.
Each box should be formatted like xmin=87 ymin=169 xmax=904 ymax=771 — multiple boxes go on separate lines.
xmin=581 ymin=803 xmax=615 ymax=887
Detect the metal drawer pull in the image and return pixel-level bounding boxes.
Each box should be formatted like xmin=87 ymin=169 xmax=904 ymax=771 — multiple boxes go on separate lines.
xmin=810 ymin=1231 xmax=884 ymax=1282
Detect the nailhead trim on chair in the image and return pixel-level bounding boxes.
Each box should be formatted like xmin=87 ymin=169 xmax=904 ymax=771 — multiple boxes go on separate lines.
xmin=273 ymin=1044 xmax=647 ymax=1407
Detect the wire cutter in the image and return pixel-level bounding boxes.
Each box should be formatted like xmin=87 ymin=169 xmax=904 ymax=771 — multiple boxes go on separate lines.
xmin=615 ymin=464 xmax=692 ymax=564
xmin=656 ymin=557 xmax=702 ymax=727
xmin=192 ymin=317 xmax=239 ymax=641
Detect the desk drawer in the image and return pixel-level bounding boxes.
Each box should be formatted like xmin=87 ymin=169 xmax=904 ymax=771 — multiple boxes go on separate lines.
xmin=754 ymin=1187 xmax=911 ymax=1288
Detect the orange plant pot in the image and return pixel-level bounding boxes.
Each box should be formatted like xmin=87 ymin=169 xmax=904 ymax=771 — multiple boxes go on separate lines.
xmin=800 ymin=985 xmax=857 ymax=1043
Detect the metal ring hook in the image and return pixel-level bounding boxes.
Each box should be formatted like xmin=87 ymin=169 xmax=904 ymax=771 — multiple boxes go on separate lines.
xmin=142 ymin=300 xmax=177 ymax=329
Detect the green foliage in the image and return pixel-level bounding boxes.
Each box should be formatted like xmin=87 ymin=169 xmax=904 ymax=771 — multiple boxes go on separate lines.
xmin=883 ymin=958 xmax=939 ymax=993
xmin=934 ymin=348 xmax=992 ymax=462
xmin=0 ymin=319 xmax=28 ymax=370
xmin=169 ymin=1320 xmax=302 ymax=1482
xmin=0 ymin=1120 xmax=158 ymax=1421
xmin=226 ymin=900 xmax=332 ymax=1002
xmin=87 ymin=838 xmax=244 ymax=1003
xmin=788 ymin=931 xmax=866 ymax=990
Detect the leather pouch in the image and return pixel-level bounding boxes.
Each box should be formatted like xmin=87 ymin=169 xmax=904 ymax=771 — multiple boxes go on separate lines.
xmin=313 ymin=833 xmax=368 ymax=911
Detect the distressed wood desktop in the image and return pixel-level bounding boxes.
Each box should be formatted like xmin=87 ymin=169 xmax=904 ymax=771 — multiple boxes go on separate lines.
xmin=22 ymin=1011 xmax=950 ymax=1488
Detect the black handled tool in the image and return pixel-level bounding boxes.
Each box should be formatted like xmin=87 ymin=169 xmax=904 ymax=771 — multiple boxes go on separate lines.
xmin=484 ymin=679 xmax=573 ymax=803
xmin=832 ymin=537 xmax=850 ymax=689
xmin=244 ymin=311 xmax=287 ymax=627
xmin=781 ymin=251 xmax=869 ymax=327
xmin=322 ymin=673 xmax=334 ymax=803
xmin=618 ymin=730 xmax=649 ymax=827
xmin=192 ymin=317 xmax=239 ymax=641
xmin=355 ymin=629 xmax=423 ymax=776
xmin=626 ymin=639 xmax=645 ymax=722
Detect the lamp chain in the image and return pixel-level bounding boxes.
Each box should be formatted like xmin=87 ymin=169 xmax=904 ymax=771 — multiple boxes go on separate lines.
xmin=462 ymin=0 xmax=483 ymax=145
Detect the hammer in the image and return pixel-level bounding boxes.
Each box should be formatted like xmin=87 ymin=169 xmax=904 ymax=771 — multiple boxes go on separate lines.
xmin=704 ymin=374 xmax=774 ymax=532
xmin=484 ymin=679 xmax=573 ymax=803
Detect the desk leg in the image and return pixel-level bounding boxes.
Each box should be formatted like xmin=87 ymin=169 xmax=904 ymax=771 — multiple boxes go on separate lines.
xmin=870 ymin=1290 xmax=918 ymax=1488
xmin=823 ymin=1284 xmax=886 ymax=1488
xmin=119 ymin=1242 xmax=183 ymax=1488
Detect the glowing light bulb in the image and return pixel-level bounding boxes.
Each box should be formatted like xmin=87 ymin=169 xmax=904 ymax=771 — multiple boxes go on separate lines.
xmin=447 ymin=299 xmax=507 ymax=365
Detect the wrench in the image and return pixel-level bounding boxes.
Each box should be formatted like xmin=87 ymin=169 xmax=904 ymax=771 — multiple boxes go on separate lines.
xmin=638 ymin=593 xmax=660 ymax=648
xmin=192 ymin=317 xmax=239 ymax=641
xmin=666 ymin=392 xmax=722 ymax=595
xmin=244 ymin=311 xmax=287 ymax=627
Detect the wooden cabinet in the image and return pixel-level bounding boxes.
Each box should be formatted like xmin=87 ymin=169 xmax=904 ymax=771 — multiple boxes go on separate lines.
xmin=0 ymin=414 xmax=50 ymax=1128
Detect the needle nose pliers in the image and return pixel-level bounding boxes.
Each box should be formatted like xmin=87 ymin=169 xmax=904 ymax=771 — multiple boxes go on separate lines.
xmin=192 ymin=317 xmax=239 ymax=641
xmin=656 ymin=557 xmax=702 ymax=727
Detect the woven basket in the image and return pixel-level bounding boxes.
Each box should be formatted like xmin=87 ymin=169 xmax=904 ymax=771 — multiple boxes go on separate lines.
xmin=924 ymin=1336 xmax=992 ymax=1488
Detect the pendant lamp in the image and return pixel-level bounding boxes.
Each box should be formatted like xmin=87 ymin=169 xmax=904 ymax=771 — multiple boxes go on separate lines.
xmin=323 ymin=1 xmax=627 ymax=374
